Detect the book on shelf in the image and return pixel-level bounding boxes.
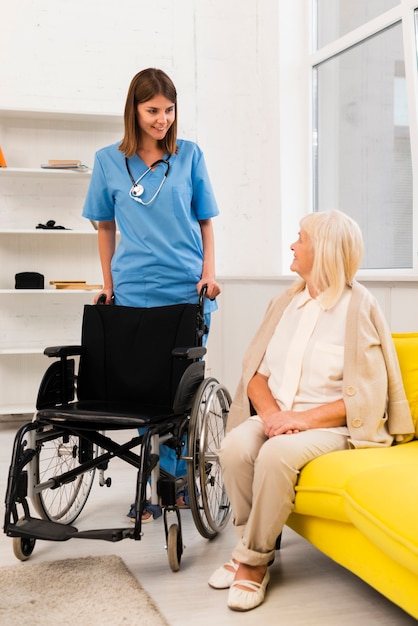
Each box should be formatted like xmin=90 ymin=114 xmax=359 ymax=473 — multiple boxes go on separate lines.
xmin=48 ymin=160 xmax=81 ymax=166
xmin=50 ymin=280 xmax=103 ymax=290
xmin=41 ymin=159 xmax=88 ymax=171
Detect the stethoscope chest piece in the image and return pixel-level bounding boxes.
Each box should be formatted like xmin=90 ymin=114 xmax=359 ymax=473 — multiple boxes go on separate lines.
xmin=126 ymin=156 xmax=171 ymax=206
xmin=131 ymin=183 xmax=144 ymax=197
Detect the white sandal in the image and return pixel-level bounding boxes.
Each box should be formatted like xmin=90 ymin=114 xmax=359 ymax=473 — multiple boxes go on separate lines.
xmin=227 ymin=570 xmax=270 ymax=611
xmin=208 ymin=559 xmax=239 ymax=589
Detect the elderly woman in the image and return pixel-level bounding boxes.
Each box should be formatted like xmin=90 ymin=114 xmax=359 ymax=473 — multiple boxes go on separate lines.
xmin=209 ymin=210 xmax=413 ymax=612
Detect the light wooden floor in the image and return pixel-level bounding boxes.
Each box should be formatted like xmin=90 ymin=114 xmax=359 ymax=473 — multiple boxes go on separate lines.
xmin=1 ymin=421 xmax=416 ymax=626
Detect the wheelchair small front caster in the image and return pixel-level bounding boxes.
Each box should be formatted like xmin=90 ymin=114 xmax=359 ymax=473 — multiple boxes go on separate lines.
xmin=13 ymin=524 xmax=36 ymax=561
xmin=167 ymin=523 xmax=183 ymax=572
xmin=100 ymin=477 xmax=112 ymax=487
xmin=12 ymin=517 xmax=36 ymax=561
xmin=13 ymin=535 xmax=36 ymax=561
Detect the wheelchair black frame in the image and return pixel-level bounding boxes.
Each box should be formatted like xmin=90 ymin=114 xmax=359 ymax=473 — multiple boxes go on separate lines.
xmin=3 ymin=287 xmax=231 ymax=569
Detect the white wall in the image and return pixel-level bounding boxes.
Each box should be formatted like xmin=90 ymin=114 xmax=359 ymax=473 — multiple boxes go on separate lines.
xmin=0 ymin=0 xmax=293 ymax=277
xmin=1 ymin=1 xmax=417 ymax=399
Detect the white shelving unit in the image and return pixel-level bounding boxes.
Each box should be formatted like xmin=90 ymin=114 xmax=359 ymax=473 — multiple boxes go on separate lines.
xmin=0 ymin=108 xmax=123 ymax=415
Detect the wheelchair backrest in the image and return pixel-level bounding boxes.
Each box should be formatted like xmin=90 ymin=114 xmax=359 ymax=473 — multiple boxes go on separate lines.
xmin=77 ymin=303 xmax=202 ymax=408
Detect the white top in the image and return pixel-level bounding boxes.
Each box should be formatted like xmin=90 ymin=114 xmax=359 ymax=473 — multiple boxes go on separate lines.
xmin=258 ymin=286 xmax=352 ymax=433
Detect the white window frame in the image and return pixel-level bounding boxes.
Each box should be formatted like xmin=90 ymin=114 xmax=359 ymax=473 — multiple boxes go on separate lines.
xmin=310 ymin=1 xmax=418 ymax=277
xmin=278 ymin=1 xmax=418 ymax=278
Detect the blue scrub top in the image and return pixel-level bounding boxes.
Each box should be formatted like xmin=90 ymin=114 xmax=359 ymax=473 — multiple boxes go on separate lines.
xmin=82 ymin=139 xmax=219 ymax=311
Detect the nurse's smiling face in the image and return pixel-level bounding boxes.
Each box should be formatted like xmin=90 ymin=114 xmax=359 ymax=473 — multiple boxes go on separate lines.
xmin=137 ymin=95 xmax=176 ymax=143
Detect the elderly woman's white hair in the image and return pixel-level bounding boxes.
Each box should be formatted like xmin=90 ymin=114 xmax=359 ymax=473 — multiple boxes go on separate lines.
xmin=288 ymin=209 xmax=364 ymax=309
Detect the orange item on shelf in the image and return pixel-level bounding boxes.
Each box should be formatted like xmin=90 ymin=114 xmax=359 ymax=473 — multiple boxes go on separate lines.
xmin=0 ymin=145 xmax=7 ymax=167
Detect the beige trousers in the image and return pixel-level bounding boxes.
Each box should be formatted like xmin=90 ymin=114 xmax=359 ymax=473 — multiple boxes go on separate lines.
xmin=218 ymin=417 xmax=349 ymax=566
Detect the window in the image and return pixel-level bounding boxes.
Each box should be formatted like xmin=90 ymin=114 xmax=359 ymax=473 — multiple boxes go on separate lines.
xmin=313 ymin=3 xmax=415 ymax=270
xmin=316 ymin=0 xmax=399 ymax=48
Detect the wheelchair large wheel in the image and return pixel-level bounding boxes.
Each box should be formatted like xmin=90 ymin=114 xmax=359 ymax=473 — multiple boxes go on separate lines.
xmin=32 ymin=426 xmax=96 ymax=524
xmin=187 ymin=378 xmax=231 ymax=539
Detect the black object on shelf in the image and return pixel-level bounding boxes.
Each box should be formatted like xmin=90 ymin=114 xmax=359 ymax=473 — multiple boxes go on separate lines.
xmin=36 ymin=220 xmax=70 ymax=230
xmin=15 ymin=272 xmax=45 ymax=289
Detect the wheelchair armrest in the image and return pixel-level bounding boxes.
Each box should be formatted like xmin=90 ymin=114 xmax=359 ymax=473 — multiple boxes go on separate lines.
xmin=37 ymin=348 xmax=81 ymax=409
xmin=172 ymin=346 xmax=206 ymax=360
xmin=44 ymin=345 xmax=83 ymax=358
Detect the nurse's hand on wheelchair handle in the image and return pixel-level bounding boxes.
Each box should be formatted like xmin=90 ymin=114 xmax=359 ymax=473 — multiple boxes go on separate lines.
xmin=95 ymin=290 xmax=114 ymax=305
xmin=198 ymin=279 xmax=221 ymax=301
xmin=96 ymin=284 xmax=218 ymax=306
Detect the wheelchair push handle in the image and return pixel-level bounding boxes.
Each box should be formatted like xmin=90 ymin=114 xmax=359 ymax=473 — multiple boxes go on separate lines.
xmin=97 ymin=293 xmax=115 ymax=305
xmin=97 ymin=286 xmax=209 ymax=307
xmin=199 ymin=284 xmax=208 ymax=308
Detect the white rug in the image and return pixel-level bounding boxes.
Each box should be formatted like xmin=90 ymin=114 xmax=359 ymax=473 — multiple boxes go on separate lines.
xmin=0 ymin=554 xmax=169 ymax=625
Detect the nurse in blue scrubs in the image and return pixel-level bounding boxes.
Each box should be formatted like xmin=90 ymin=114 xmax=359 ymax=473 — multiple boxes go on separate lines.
xmin=82 ymin=68 xmax=221 ymax=521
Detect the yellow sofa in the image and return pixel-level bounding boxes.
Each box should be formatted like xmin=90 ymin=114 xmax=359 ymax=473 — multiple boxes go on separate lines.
xmin=285 ymin=333 xmax=418 ymax=620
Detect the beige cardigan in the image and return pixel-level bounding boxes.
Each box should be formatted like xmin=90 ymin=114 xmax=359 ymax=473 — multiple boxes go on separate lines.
xmin=227 ymin=281 xmax=414 ymax=448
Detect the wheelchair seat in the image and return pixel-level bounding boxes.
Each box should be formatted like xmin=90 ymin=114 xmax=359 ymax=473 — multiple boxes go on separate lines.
xmin=4 ymin=293 xmax=231 ymax=571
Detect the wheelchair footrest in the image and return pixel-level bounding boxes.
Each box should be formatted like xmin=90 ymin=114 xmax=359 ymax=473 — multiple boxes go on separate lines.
xmin=7 ymin=517 xmax=136 ymax=543
xmin=6 ymin=517 xmax=78 ymax=542
xmin=76 ymin=528 xmax=135 ymax=542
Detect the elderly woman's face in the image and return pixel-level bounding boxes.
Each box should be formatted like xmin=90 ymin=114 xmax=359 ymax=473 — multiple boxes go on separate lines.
xmin=290 ymin=229 xmax=315 ymax=280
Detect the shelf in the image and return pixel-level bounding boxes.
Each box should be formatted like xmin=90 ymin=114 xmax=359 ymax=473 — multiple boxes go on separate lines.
xmin=0 ymin=403 xmax=35 ymax=416
xmin=0 ymin=289 xmax=101 ymax=294
xmin=0 ymin=106 xmax=116 ymax=416
xmin=0 ymin=347 xmax=80 ymax=355
xmin=0 ymin=347 xmax=46 ymax=355
xmin=0 ymin=108 xmax=123 ymax=124
xmin=0 ymin=167 xmax=91 ymax=176
xmin=0 ymin=229 xmax=97 ymax=235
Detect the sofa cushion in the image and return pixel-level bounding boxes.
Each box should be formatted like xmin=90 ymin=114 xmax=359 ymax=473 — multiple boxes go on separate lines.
xmin=293 ymin=441 xmax=418 ymax=524
xmin=344 ymin=462 xmax=418 ymax=575
xmin=392 ymin=333 xmax=418 ymax=438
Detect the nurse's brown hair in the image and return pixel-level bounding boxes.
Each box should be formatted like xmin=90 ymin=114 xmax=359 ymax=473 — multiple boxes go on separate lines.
xmin=119 ymin=68 xmax=178 ymax=158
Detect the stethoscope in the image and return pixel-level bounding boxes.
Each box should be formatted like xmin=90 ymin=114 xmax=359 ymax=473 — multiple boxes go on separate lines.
xmin=126 ymin=156 xmax=171 ymax=205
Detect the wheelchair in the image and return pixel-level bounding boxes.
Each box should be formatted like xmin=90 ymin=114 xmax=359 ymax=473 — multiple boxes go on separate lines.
xmin=4 ymin=288 xmax=231 ymax=571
